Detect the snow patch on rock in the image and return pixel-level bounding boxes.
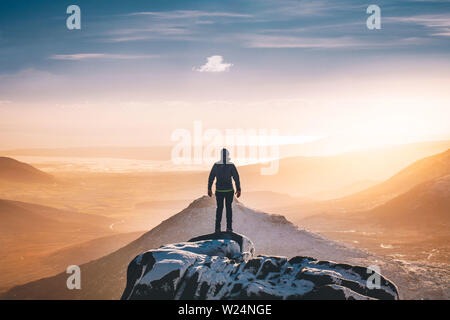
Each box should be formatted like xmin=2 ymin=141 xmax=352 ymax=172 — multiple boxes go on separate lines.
xmin=121 ymin=234 xmax=399 ymax=300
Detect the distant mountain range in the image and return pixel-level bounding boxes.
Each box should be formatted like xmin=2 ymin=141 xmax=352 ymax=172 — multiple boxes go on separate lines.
xmin=0 ymin=146 xmax=172 ymax=161
xmin=331 ymin=148 xmax=450 ymax=212
xmin=2 ymin=140 xmax=449 ymax=200
xmin=239 ymin=140 xmax=450 ymax=196
xmin=2 ymin=139 xmax=449 ymax=164
xmin=360 ymin=174 xmax=450 ymax=229
xmin=276 ymin=148 xmax=450 ymax=218
xmin=0 ymin=157 xmax=54 ymax=183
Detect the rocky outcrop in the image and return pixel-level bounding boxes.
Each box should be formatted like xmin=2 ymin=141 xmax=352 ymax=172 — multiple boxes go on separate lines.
xmin=121 ymin=233 xmax=399 ymax=300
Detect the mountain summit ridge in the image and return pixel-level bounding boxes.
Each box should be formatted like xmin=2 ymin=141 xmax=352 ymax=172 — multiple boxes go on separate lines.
xmin=1 ymin=196 xmax=373 ymax=299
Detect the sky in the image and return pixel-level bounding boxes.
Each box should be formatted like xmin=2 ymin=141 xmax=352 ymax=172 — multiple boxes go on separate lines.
xmin=0 ymin=0 xmax=449 ymax=152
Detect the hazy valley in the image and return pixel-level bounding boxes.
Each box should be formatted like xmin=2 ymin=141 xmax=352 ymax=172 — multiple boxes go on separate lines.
xmin=0 ymin=140 xmax=449 ymax=299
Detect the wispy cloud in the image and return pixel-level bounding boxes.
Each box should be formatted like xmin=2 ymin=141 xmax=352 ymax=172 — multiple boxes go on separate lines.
xmin=432 ymin=28 xmax=450 ymax=36
xmin=194 ymin=55 xmax=233 ymax=72
xmin=259 ymin=0 xmax=351 ymax=18
xmin=239 ymin=33 xmax=431 ymax=49
xmin=388 ymin=14 xmax=450 ymax=28
xmin=106 ymin=25 xmax=193 ymax=42
xmin=50 ymin=53 xmax=159 ymax=60
xmin=103 ymin=2 xmax=361 ymax=45
xmin=387 ymin=14 xmax=450 ymax=36
xmin=104 ymin=10 xmax=243 ymax=42
xmin=106 ymin=10 xmax=252 ymax=42
xmin=242 ymin=35 xmax=367 ymax=49
xmin=128 ymin=10 xmax=252 ymax=19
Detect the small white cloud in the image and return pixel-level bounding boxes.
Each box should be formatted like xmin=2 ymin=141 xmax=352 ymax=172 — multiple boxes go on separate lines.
xmin=194 ymin=55 xmax=233 ymax=72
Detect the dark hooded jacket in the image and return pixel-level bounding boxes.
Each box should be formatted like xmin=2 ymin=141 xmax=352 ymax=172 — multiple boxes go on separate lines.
xmin=208 ymin=149 xmax=241 ymax=192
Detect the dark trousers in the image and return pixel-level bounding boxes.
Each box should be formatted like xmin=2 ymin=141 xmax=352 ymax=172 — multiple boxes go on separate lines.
xmin=215 ymin=191 xmax=234 ymax=232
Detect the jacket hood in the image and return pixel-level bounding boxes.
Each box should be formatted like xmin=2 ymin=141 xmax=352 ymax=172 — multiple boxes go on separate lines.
xmin=217 ymin=148 xmax=231 ymax=164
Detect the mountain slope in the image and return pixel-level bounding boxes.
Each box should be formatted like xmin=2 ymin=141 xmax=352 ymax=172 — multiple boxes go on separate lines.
xmin=330 ymin=149 xmax=450 ymax=212
xmin=0 ymin=198 xmax=115 ymax=233
xmin=42 ymin=231 xmax=145 ymax=273
xmin=0 ymin=157 xmax=53 ymax=183
xmin=239 ymin=191 xmax=301 ymax=212
xmin=0 ymin=200 xmax=65 ymax=233
xmin=360 ymin=174 xmax=450 ymax=229
xmin=0 ymin=199 xmax=117 ymax=293
xmin=309 ymin=180 xmax=379 ymax=200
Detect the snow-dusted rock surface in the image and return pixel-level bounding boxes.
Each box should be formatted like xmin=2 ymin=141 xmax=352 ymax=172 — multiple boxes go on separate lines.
xmin=189 ymin=232 xmax=255 ymax=260
xmin=121 ymin=233 xmax=399 ymax=300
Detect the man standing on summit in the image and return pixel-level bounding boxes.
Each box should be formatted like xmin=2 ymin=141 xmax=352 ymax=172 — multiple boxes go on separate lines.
xmin=208 ymin=148 xmax=241 ymax=233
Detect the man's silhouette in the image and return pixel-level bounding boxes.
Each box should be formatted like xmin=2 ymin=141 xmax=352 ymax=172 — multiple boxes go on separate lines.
xmin=208 ymin=148 xmax=241 ymax=233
